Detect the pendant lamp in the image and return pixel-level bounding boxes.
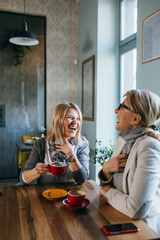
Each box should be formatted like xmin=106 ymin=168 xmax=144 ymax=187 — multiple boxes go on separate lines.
xmin=9 ymin=0 xmax=39 ymax=46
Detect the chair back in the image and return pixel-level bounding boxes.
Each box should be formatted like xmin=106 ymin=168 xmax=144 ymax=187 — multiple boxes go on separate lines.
xmin=22 ymin=135 xmax=41 ymax=143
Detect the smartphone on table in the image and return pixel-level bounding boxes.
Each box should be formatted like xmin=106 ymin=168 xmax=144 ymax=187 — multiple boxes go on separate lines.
xmin=102 ymin=222 xmax=139 ymax=235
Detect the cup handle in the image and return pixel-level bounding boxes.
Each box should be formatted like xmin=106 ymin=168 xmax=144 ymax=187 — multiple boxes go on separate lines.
xmin=47 ymin=164 xmax=51 ymax=173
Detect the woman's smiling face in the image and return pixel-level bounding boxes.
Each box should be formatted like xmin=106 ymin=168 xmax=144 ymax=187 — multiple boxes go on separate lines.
xmin=115 ymin=98 xmax=137 ymax=133
xmin=64 ymin=108 xmax=81 ymax=140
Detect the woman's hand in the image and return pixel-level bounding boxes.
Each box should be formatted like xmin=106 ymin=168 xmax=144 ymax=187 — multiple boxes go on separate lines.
xmin=99 ymin=185 xmax=112 ymax=200
xmin=103 ymin=153 xmax=127 ymax=179
xmin=55 ymin=138 xmax=75 ymax=158
xmin=23 ymin=163 xmax=48 ymax=184
xmin=55 ymin=138 xmax=81 ymax=171
xmin=35 ymin=163 xmax=48 ymax=176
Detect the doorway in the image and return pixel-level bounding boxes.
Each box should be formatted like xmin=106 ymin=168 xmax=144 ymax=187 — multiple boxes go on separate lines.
xmin=0 ymin=11 xmax=46 ymax=179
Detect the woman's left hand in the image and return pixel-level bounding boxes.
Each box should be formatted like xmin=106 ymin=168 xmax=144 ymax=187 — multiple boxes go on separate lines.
xmin=55 ymin=138 xmax=74 ymax=158
xmin=99 ymin=185 xmax=112 ymax=200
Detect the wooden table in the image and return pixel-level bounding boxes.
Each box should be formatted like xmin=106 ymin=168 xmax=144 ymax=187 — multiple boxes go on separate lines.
xmin=0 ymin=180 xmax=159 ymax=240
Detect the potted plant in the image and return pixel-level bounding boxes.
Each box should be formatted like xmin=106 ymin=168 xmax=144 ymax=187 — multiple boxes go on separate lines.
xmin=94 ymin=138 xmax=114 ymax=166
xmin=12 ymin=45 xmax=31 ymax=66
xmin=40 ymin=126 xmax=46 ymax=137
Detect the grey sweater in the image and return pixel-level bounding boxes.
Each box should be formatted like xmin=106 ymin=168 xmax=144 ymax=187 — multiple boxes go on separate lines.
xmin=20 ymin=137 xmax=90 ymax=185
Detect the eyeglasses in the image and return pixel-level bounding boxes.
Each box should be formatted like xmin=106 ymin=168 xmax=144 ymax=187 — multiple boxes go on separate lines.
xmin=118 ymin=103 xmax=131 ymax=111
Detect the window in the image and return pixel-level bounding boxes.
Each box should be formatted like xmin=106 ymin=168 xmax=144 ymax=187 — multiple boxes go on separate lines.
xmin=120 ymin=49 xmax=137 ymax=96
xmin=120 ymin=0 xmax=137 ymax=40
xmin=120 ymin=0 xmax=137 ymax=98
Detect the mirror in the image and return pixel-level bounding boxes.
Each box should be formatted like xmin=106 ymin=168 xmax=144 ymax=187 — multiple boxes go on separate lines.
xmin=82 ymin=55 xmax=95 ymax=121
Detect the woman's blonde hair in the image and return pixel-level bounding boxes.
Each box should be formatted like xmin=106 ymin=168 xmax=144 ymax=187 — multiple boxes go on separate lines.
xmin=124 ymin=89 xmax=160 ymax=141
xmin=47 ymin=103 xmax=82 ymax=145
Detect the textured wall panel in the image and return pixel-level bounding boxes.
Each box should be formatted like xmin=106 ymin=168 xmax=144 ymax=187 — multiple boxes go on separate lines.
xmin=0 ymin=0 xmax=78 ymax=178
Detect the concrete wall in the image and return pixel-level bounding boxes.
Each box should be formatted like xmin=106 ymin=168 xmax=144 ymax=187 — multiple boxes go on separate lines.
xmin=0 ymin=0 xmax=78 ymax=178
xmin=0 ymin=0 xmax=78 ymax=131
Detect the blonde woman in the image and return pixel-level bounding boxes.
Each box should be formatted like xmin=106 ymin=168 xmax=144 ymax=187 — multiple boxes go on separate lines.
xmin=99 ymin=89 xmax=160 ymax=234
xmin=20 ymin=103 xmax=90 ymax=185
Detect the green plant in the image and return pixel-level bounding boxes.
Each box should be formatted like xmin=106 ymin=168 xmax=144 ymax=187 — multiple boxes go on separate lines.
xmin=13 ymin=45 xmax=31 ymax=66
xmin=40 ymin=126 xmax=46 ymax=134
xmin=32 ymin=136 xmax=40 ymax=141
xmin=94 ymin=138 xmax=114 ymax=166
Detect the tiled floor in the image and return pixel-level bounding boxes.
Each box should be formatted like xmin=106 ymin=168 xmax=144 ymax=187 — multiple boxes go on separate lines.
xmin=0 ymin=178 xmax=18 ymax=186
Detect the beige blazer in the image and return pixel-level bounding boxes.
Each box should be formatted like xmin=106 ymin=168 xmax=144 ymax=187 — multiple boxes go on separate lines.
xmin=103 ymin=135 xmax=160 ymax=233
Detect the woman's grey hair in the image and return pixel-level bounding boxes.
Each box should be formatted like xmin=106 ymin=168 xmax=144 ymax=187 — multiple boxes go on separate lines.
xmin=124 ymin=89 xmax=160 ymax=141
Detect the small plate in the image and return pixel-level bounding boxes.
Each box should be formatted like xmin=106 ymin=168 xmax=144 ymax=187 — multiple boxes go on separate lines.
xmin=25 ymin=139 xmax=34 ymax=146
xmin=63 ymin=198 xmax=90 ymax=210
xmin=42 ymin=189 xmax=68 ymax=200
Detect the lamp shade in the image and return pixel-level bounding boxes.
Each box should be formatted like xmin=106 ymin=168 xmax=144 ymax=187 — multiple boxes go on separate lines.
xmin=9 ymin=22 xmax=39 ymax=46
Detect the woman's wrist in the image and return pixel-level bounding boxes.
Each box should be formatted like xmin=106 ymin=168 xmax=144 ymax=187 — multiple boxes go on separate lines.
xmin=105 ymin=172 xmax=112 ymax=180
xmin=23 ymin=169 xmax=40 ymax=184
xmin=102 ymin=167 xmax=112 ymax=180
xmin=68 ymin=154 xmax=76 ymax=162
xmin=34 ymin=168 xmax=41 ymax=176
xmin=100 ymin=170 xmax=108 ymax=181
xmin=98 ymin=170 xmax=113 ymax=186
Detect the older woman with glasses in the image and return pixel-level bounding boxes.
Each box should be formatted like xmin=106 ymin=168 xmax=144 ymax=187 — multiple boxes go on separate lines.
xmin=99 ymin=89 xmax=160 ymax=234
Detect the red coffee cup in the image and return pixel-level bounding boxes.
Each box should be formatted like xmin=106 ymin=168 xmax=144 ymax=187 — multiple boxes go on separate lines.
xmin=68 ymin=190 xmax=85 ymax=206
xmin=48 ymin=162 xmax=66 ymax=177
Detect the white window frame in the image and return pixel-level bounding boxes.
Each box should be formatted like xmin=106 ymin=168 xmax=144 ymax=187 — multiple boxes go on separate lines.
xmin=119 ymin=0 xmax=137 ymax=99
